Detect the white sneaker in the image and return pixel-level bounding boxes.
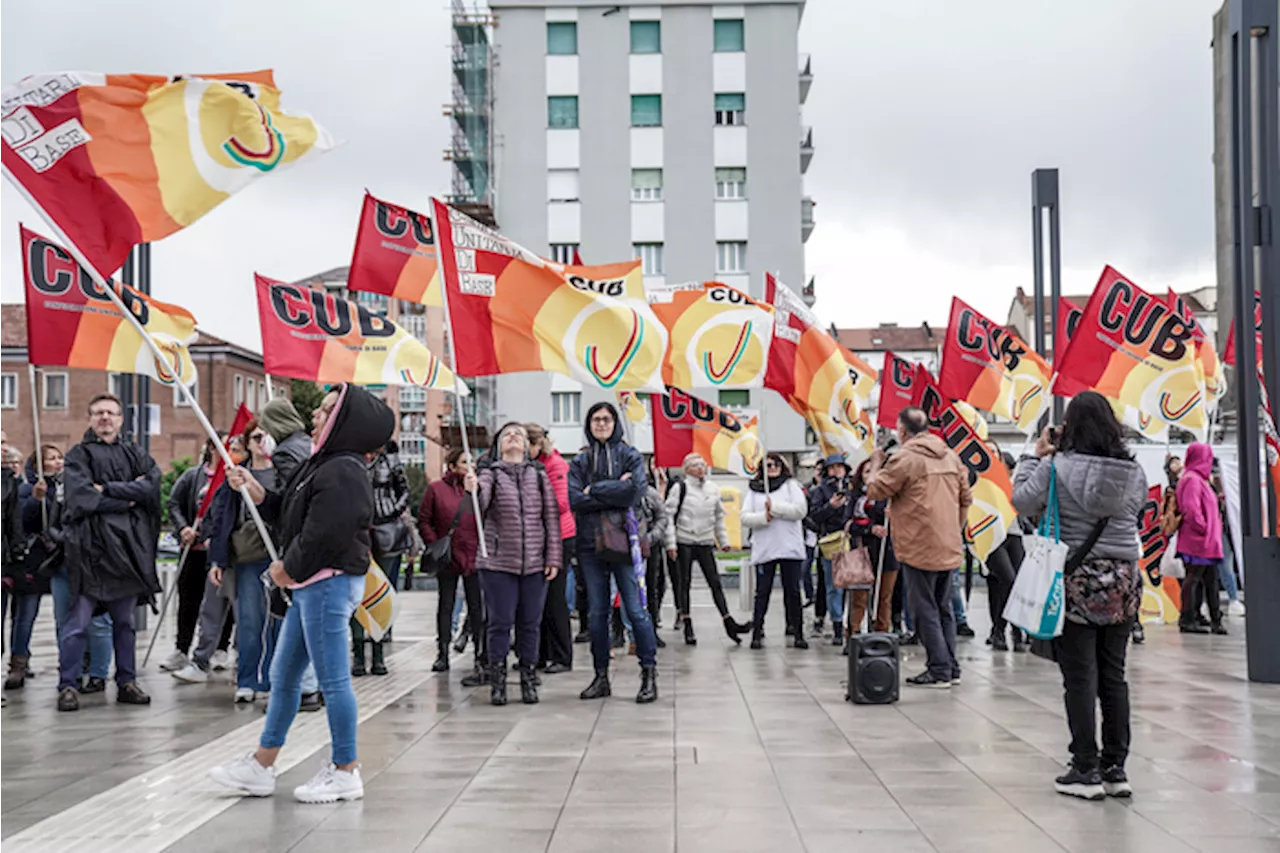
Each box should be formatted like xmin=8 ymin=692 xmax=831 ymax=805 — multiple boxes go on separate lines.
xmin=210 ymin=752 xmax=277 ymax=797
xmin=233 ymin=687 xmax=255 ymax=704
xmin=1229 ymin=600 xmax=1246 ymax=617
xmin=211 ymin=650 xmax=232 ymax=671
xmin=293 ymin=763 xmax=364 ymax=804
xmin=255 ymin=690 xmax=270 ymax=702
xmin=158 ymin=650 xmax=188 ymax=672
xmin=171 ymin=663 xmax=209 ymax=683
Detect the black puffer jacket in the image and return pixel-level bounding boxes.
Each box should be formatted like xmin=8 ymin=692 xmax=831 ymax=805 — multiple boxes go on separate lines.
xmin=2 ymin=467 xmax=26 ymax=578
xmin=265 ymin=384 xmax=394 ymax=584
xmin=568 ymin=402 xmax=646 ymax=551
xmin=62 ymin=429 xmax=162 ymax=604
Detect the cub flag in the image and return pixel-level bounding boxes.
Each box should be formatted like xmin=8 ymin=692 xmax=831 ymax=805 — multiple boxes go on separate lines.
xmin=939 ymin=297 xmax=1051 ymax=433
xmin=348 ymin=191 xmax=441 ymax=306
xmin=806 ymin=406 xmax=875 ymax=465
xmin=911 ymin=365 xmax=1015 ymax=563
xmin=1054 ymin=266 xmax=1207 ymax=438
xmin=652 ymin=387 xmax=762 ymax=476
xmin=2 ymin=71 xmax=333 ymax=280
xmin=763 ymin=272 xmax=877 ymax=433
xmin=1056 ymin=297 xmax=1167 ymax=441
xmin=1222 ymin=290 xmax=1262 ymax=367
xmin=196 ymin=403 xmax=255 ymax=522
xmin=647 ymin=281 xmax=773 ymax=389
xmin=432 ymin=198 xmax=666 ymax=391
xmin=876 ymin=351 xmax=918 ymax=428
xmin=21 ymin=225 xmax=198 ymax=386
xmin=255 ymin=274 xmax=464 ymax=393
xmin=1137 ymin=484 xmax=1181 ymax=624
xmin=1165 ymin=289 xmax=1225 ymax=410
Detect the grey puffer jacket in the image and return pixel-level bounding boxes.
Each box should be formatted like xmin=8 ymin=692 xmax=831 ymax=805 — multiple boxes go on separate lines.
xmin=1012 ymin=452 xmax=1147 ymax=562
xmin=477 ymin=460 xmax=563 ymax=575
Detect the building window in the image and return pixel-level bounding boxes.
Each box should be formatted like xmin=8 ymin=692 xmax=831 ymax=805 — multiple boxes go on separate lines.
xmin=400 ymin=386 xmax=427 ymax=412
xmin=631 ymin=168 xmax=663 ymax=201
xmin=714 ymin=19 xmax=744 ymax=52
xmin=173 ymin=375 xmax=197 ymax=407
xmin=634 ymin=243 xmax=665 ymax=276
xmin=400 ymin=436 xmax=427 ymax=464
xmin=550 ymin=244 xmax=579 ymax=264
xmin=234 ymin=375 xmax=245 ymax=407
xmin=719 ymin=390 xmax=749 ymax=408
xmin=547 ymin=21 xmax=577 ymax=55
xmin=551 ymin=391 xmax=581 ymax=426
xmin=548 ymin=96 xmax=579 ymax=129
xmin=631 ymin=20 xmax=661 ymax=53
xmin=0 ymin=373 xmax=16 ymax=409
xmin=259 ymin=381 xmax=271 ymax=409
xmin=714 ymin=93 xmax=745 ymax=126
xmin=630 ymin=94 xmax=662 ymax=127
xmin=42 ymin=372 xmax=68 ymax=410
xmin=715 ymin=167 xmax=746 ymax=199
xmin=547 ymin=168 xmax=580 ymax=202
xmin=716 ymin=241 xmax=747 ymax=274
xmin=107 ymin=372 xmax=129 ymax=401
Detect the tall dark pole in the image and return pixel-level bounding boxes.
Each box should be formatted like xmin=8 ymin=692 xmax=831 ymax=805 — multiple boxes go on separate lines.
xmin=1032 ymin=168 xmax=1063 ymax=420
xmin=1228 ymin=0 xmax=1280 ymax=684
xmin=120 ymin=249 xmax=136 ymax=444
xmin=136 ymin=243 xmax=151 ymax=455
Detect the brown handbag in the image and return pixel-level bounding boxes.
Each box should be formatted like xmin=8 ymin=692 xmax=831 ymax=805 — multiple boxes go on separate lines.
xmin=833 ymin=545 xmax=875 ymax=589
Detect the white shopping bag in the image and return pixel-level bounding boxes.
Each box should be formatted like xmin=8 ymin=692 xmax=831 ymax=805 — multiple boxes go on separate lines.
xmin=1159 ymin=533 xmax=1185 ymax=580
xmin=1003 ymin=533 xmax=1069 ymax=640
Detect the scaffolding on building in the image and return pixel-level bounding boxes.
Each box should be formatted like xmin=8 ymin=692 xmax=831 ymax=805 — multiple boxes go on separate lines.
xmin=444 ymin=0 xmax=497 ymax=227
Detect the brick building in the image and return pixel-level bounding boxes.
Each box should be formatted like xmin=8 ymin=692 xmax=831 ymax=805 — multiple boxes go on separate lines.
xmin=2 ymin=304 xmax=287 ymax=471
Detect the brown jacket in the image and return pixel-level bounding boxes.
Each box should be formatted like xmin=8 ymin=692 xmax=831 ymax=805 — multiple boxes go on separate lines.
xmin=866 ymin=433 xmax=972 ymax=571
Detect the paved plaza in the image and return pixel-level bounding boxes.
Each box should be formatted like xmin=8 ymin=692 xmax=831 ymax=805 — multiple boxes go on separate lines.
xmin=2 ymin=584 xmax=1279 ymax=853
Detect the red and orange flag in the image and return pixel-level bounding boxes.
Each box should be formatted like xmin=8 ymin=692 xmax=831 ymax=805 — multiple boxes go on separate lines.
xmin=347 ymin=191 xmax=441 ymax=307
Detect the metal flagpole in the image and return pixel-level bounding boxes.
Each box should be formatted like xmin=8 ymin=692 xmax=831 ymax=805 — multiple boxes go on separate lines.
xmin=142 ymin=540 xmax=190 ymax=667
xmin=265 ymin=375 xmax=275 ymax=402
xmin=425 ymin=199 xmax=488 ymax=557
xmin=27 ymin=364 xmax=46 ymax=528
xmin=4 ymin=175 xmax=279 ymax=565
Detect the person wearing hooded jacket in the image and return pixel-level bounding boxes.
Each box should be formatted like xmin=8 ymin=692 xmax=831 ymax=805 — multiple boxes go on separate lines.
xmin=1012 ymin=391 xmax=1147 ymax=802
xmin=742 ymin=454 xmax=809 ymax=650
xmin=58 ymin=393 xmax=161 ymax=711
xmin=1175 ymin=442 xmax=1227 ymax=635
xmin=211 ymin=383 xmax=393 ymax=804
xmin=569 ymin=402 xmax=659 ymax=704
xmin=158 ymin=438 xmax=218 ymax=674
xmin=475 ymin=422 xmax=562 ymax=706
xmin=807 ymin=453 xmax=855 ymax=645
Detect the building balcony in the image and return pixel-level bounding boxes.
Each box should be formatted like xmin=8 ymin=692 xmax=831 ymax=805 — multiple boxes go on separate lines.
xmin=800 ymin=126 xmax=814 ymax=174
xmin=801 ymin=196 xmax=816 ymax=243
xmin=802 ymin=275 xmax=816 ymax=308
xmin=799 ymin=54 xmax=813 ymax=104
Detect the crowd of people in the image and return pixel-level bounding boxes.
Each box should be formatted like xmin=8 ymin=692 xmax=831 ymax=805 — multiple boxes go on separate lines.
xmin=0 ymin=387 xmax=1248 ymax=805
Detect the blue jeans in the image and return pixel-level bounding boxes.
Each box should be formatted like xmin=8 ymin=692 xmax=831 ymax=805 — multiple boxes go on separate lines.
xmin=820 ymin=557 xmax=845 ymax=629
xmin=565 ymin=565 xmax=577 ymax=615
xmin=951 ymin=568 xmax=968 ymax=624
xmin=580 ymin=549 xmax=657 ymax=670
xmin=234 ymin=561 xmax=278 ymax=692
xmin=260 ymin=573 xmax=363 ymax=765
xmin=3 ymin=591 xmax=41 ymax=657
xmin=50 ymin=570 xmax=111 ymax=679
xmin=802 ymin=546 xmax=816 ymax=601
xmin=1218 ymin=538 xmax=1240 ymax=603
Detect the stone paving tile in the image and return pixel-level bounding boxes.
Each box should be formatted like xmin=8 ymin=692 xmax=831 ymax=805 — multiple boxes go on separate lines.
xmin=6 ymin=586 xmax=1280 ymax=853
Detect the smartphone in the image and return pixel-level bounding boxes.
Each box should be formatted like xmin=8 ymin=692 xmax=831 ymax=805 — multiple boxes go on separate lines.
xmin=1049 ymin=426 xmax=1062 ymax=447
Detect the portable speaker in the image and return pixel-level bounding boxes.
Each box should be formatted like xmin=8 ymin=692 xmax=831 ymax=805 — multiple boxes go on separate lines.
xmin=847 ymin=632 xmax=900 ymax=704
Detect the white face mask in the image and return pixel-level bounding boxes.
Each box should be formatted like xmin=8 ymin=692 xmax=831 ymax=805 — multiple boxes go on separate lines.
xmin=259 ymin=434 xmax=277 ymax=457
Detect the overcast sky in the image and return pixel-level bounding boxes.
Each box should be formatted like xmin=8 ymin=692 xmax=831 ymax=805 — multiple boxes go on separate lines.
xmin=1 ymin=0 xmax=1223 ymax=350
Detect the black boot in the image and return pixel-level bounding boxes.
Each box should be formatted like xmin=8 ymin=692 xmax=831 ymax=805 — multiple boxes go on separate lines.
xmin=432 ymin=649 xmax=450 ymax=672
xmin=683 ymin=617 xmax=697 ymax=646
xmin=636 ymin=666 xmax=658 ymax=704
xmin=453 ymin=615 xmax=470 ymax=653
xmin=832 ymin=623 xmax=844 ymax=646
xmin=461 ymin=657 xmax=489 ymax=688
xmin=370 ymin=641 xmax=388 ymax=676
xmin=610 ymin=609 xmax=626 ymax=649
xmin=351 ymin=623 xmax=367 ymax=677
xmin=519 ymin=665 xmax=540 ymax=704
xmin=722 ymin=615 xmax=743 ymax=645
xmin=580 ymin=670 xmax=611 ymax=700
xmin=655 ymin=633 xmax=667 ymax=649
xmin=750 ymin=627 xmax=763 ymax=650
xmin=490 ymin=662 xmax=508 ymax=706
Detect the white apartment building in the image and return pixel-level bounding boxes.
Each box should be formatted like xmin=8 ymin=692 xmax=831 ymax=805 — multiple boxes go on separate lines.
xmin=484 ymin=0 xmax=814 ymax=455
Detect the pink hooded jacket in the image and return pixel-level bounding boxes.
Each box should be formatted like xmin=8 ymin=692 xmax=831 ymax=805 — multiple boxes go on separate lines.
xmin=1174 ymin=442 xmax=1223 ymax=561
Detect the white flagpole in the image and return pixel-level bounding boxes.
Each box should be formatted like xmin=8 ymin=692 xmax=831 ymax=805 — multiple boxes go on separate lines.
xmin=6 ymin=176 xmax=279 ymax=564
xmin=425 ymin=198 xmax=488 ymax=557
xmin=265 ymin=375 xmax=275 ymax=402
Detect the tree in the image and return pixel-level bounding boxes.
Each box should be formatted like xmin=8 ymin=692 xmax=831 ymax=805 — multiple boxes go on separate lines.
xmin=290 ymin=379 xmax=325 ymax=430
xmin=405 ymin=464 xmax=428 ymax=518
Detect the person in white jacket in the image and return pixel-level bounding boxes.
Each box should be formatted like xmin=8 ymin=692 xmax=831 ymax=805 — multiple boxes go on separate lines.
xmin=741 ymin=454 xmax=809 ymax=650
xmin=665 ymin=453 xmax=753 ymax=646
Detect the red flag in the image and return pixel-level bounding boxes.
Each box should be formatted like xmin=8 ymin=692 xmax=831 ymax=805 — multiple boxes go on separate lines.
xmin=196 ymin=403 xmax=254 ymax=522
xmin=1054 ymin=298 xmax=1089 ymax=396
xmin=1222 ymin=291 xmax=1262 ymax=367
xmin=347 ymin=191 xmax=440 ymax=306
xmin=572 ymin=247 xmax=583 ymax=265
xmin=876 ymin=351 xmax=918 ymax=428
xmin=651 ymin=387 xmax=762 ymax=476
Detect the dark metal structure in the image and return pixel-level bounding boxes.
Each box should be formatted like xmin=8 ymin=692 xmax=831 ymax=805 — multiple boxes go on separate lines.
xmin=1031 ymin=168 xmax=1063 ymax=421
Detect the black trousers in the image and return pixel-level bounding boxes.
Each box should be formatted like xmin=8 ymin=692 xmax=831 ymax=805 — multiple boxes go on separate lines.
xmin=815 ymin=556 xmax=828 ymax=621
xmin=437 ymin=571 xmax=484 ymax=662
xmin=175 ymin=549 xmax=209 ymax=655
xmin=752 ymin=559 xmax=804 ymax=640
xmin=673 ymin=544 xmax=729 ymax=619
xmin=646 ymin=548 xmax=668 ymax=624
xmin=1180 ymin=561 xmax=1222 ymax=627
xmin=986 ymin=535 xmax=1025 ymax=637
xmin=1053 ymin=618 xmax=1132 ymax=771
xmin=539 ymin=538 xmax=574 ymax=668
xmin=904 ymin=564 xmax=959 ymax=680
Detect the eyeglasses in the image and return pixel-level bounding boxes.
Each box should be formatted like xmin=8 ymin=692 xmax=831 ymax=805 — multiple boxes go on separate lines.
xmin=249 ymin=433 xmax=266 ymax=443
xmin=590 ymin=416 xmax=614 ymax=425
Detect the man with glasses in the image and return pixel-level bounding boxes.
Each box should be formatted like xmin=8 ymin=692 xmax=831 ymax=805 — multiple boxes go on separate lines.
xmin=57 ymin=394 xmax=162 ymax=711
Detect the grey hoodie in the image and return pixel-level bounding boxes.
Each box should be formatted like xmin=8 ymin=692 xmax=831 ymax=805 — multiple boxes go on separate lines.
xmin=1012 ymin=452 xmax=1147 ymax=562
